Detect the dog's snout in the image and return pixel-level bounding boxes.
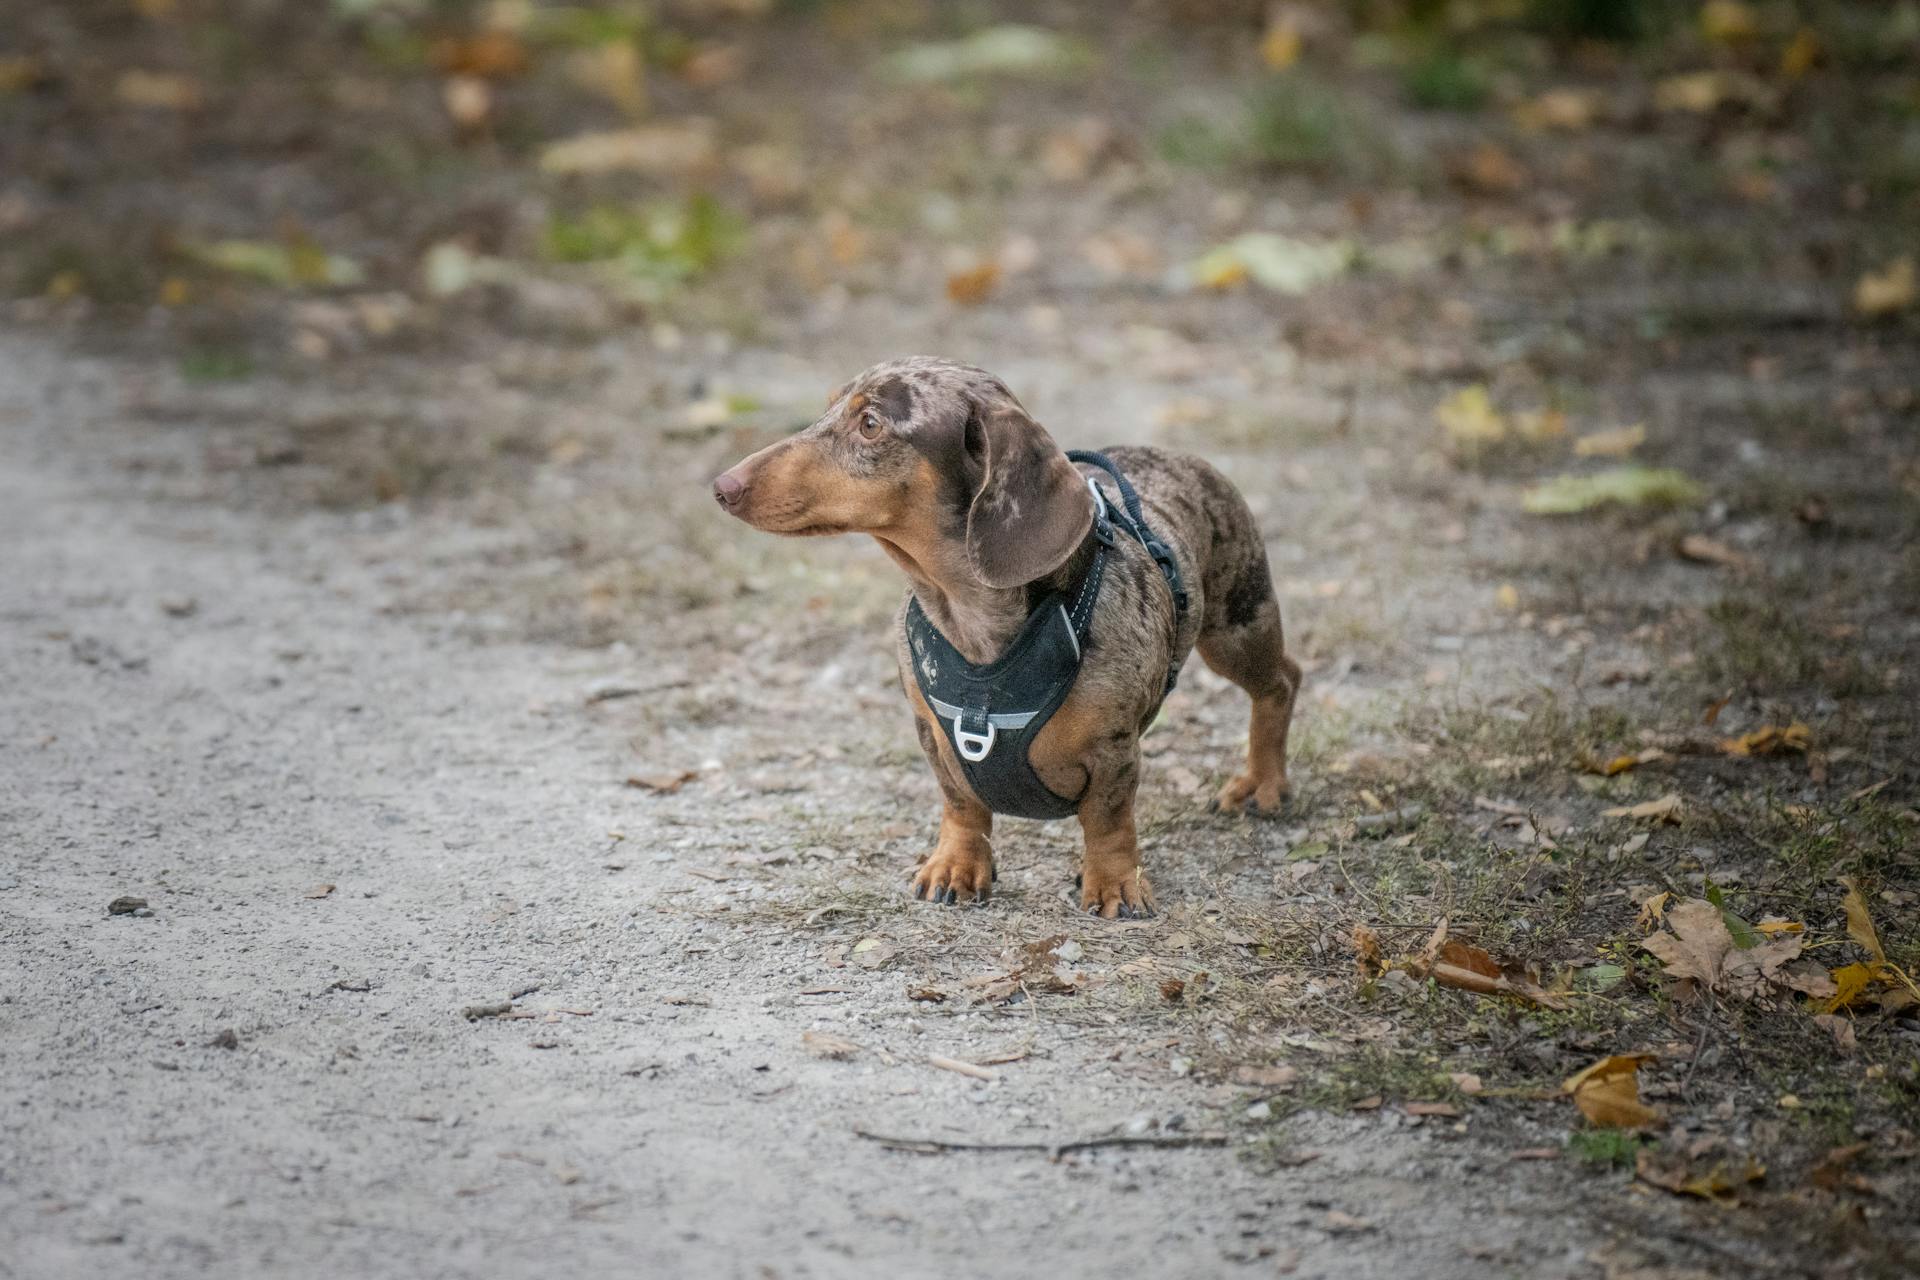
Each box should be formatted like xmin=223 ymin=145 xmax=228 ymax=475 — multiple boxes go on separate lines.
xmin=713 ymin=470 xmax=746 ymax=509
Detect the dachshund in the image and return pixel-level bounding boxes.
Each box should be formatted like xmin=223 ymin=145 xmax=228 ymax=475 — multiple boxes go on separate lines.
xmin=713 ymin=357 xmax=1300 ymax=918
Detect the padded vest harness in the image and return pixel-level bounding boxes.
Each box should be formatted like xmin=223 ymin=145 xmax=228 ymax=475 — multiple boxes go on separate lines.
xmin=905 ymin=450 xmax=1189 ymax=820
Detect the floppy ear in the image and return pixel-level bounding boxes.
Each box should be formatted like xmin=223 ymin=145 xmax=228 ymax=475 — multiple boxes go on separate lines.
xmin=964 ymin=399 xmax=1094 ymax=589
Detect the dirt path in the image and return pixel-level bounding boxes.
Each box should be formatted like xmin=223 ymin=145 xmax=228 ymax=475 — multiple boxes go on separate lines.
xmin=2 ymin=329 xmax=1786 ymax=1280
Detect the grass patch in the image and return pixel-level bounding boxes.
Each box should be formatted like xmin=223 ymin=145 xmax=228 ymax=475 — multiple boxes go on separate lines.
xmin=1403 ymin=51 xmax=1491 ymax=112
xmin=1567 ymin=1128 xmax=1644 ymax=1167
xmin=1160 ymin=76 xmax=1399 ymax=181
xmin=544 ymin=195 xmax=743 ymax=296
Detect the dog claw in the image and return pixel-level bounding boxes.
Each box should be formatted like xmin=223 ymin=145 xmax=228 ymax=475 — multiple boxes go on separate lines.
xmin=943 ymin=887 xmax=958 ymax=905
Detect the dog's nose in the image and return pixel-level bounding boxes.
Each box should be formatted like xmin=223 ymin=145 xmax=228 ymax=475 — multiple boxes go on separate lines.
xmin=712 ymin=470 xmax=746 ymax=508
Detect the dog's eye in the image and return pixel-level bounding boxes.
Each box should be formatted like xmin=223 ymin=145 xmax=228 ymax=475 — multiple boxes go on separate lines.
xmin=858 ymin=410 xmax=885 ymax=441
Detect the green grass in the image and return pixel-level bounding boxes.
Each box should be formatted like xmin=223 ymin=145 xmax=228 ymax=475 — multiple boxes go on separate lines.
xmin=1160 ymin=76 xmax=1399 ymax=181
xmin=1568 ymin=1128 xmax=1644 ymax=1167
xmin=543 ymin=195 xmax=744 ymax=294
xmin=1403 ymin=51 xmax=1491 ymax=111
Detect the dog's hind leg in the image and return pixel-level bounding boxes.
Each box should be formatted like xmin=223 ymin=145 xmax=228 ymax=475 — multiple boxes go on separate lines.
xmin=1198 ymin=567 xmax=1301 ymax=816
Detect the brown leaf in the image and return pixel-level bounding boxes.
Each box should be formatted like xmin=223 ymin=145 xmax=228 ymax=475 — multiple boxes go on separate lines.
xmin=945 ymin=262 xmax=1001 ymax=306
xmin=907 ymin=986 xmax=947 ymax=1003
xmin=1702 ymin=693 xmax=1733 ymax=726
xmin=1838 ymin=877 xmax=1885 ymax=966
xmin=1602 ymin=793 xmax=1682 ymax=823
xmin=1430 ymin=962 xmax=1569 ymax=1009
xmin=429 ymin=31 xmax=529 ymax=79
xmin=1351 ymin=925 xmax=1386 ymax=981
xmin=1636 ymin=1147 xmax=1763 ymax=1201
xmin=1231 ymin=1064 xmax=1299 ymax=1089
xmin=1720 ymin=723 xmax=1811 ymax=757
xmin=802 ymin=1030 xmax=860 ymax=1060
xmin=1404 ymin=1101 xmax=1460 ymax=1117
xmin=1809 ymin=1143 xmax=1869 ymax=1192
xmin=626 ymin=769 xmax=698 ymax=793
xmin=1159 ymin=978 xmax=1186 ymax=1002
xmin=1563 ymin=1054 xmax=1663 ymax=1129
xmin=1810 ymin=1014 xmax=1857 ymax=1055
xmin=1677 ymin=533 xmax=1752 ymax=571
xmin=1636 ymin=891 xmax=1671 ymax=932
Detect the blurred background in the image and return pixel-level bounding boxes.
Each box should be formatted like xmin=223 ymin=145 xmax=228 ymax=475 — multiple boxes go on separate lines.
xmin=4 ymin=0 xmax=1916 ymax=707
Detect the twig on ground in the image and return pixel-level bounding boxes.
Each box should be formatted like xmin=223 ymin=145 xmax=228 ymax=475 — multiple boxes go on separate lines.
xmin=853 ymin=1128 xmax=1228 ymax=1159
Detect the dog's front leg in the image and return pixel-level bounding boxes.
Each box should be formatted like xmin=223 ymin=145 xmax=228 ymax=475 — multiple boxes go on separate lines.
xmin=1077 ymin=743 xmax=1153 ymax=919
xmin=908 ymin=715 xmax=995 ymax=905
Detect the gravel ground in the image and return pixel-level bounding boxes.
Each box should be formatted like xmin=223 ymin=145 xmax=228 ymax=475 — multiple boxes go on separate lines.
xmin=1 ymin=330 xmax=1795 ymax=1280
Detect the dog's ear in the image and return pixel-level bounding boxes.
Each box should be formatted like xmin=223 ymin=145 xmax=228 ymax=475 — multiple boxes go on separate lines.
xmin=964 ymin=398 xmax=1093 ymax=589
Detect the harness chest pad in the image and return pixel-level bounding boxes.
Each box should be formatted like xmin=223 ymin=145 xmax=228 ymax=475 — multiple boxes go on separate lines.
xmin=903 ymin=450 xmax=1187 ymax=822
xmin=905 ymin=590 xmax=1090 ymax=821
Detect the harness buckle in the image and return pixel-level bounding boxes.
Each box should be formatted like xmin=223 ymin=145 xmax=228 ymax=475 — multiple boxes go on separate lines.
xmin=952 ymin=711 xmax=996 ymax=763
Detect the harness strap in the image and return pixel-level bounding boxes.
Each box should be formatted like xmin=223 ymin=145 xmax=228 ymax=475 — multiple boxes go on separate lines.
xmin=1067 ymin=449 xmax=1188 ymax=693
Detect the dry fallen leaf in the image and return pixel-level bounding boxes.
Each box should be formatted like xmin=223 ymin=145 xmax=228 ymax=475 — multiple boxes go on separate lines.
xmin=116 ymin=69 xmax=201 ymax=110
xmin=1855 ymin=257 xmax=1916 ymax=317
xmin=802 ymin=1030 xmax=860 ymax=1060
xmin=1677 ymin=533 xmax=1752 ymax=572
xmin=1563 ymin=1054 xmax=1663 ymax=1129
xmin=304 ymin=883 xmax=336 ymax=899
xmin=945 ymin=262 xmax=1001 ymax=306
xmin=1637 ymin=1147 xmax=1764 ymax=1201
xmin=429 ymin=31 xmax=528 ymax=79
xmin=1637 ymin=890 xmax=1671 ymax=932
xmin=1260 ymin=10 xmax=1302 ymax=70
xmin=1602 ymin=793 xmax=1682 ymax=823
xmin=1232 ymin=1064 xmax=1299 ymax=1089
xmin=1436 ymin=385 xmax=1506 ymax=448
xmin=626 ymin=770 xmax=698 ymax=793
xmin=1839 ymin=877 xmax=1884 ymax=965
xmin=1351 ymin=924 xmax=1387 ymax=981
xmin=1573 ymin=422 xmax=1646 ymax=459
xmin=1512 ymin=86 xmax=1602 ymax=131
xmin=1719 ymin=723 xmax=1810 ymax=757
xmin=538 ymin=122 xmax=718 ymax=176
xmin=1641 ymin=898 xmax=1815 ymax=1000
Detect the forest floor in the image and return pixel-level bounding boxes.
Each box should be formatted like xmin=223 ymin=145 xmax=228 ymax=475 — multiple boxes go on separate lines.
xmin=1 ymin=2 xmax=1917 ymax=1277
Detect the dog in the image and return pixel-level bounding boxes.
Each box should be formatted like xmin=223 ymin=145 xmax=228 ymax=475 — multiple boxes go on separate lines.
xmin=713 ymin=357 xmax=1300 ymax=918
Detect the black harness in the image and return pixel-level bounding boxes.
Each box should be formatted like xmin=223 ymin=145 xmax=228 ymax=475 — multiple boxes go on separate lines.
xmin=905 ymin=451 xmax=1189 ymax=820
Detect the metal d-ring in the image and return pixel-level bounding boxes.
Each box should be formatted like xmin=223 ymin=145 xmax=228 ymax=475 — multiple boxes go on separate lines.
xmin=952 ymin=714 xmax=996 ymax=762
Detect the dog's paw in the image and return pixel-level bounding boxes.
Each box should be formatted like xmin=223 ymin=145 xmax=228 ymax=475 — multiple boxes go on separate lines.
xmin=1212 ymin=772 xmax=1290 ymax=817
xmin=1080 ymin=865 xmax=1154 ymax=920
xmin=910 ymin=839 xmax=994 ymax=906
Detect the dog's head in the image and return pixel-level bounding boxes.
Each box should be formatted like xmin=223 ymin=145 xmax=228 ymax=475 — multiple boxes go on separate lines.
xmin=713 ymin=357 xmax=1092 ymax=589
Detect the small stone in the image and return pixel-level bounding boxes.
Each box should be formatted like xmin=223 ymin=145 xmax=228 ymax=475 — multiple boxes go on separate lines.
xmin=209 ymin=1028 xmax=239 ymax=1050
xmin=1169 ymin=1056 xmax=1192 ymax=1078
xmin=1246 ymin=1101 xmax=1273 ymax=1121
xmin=107 ymin=895 xmax=148 ymax=916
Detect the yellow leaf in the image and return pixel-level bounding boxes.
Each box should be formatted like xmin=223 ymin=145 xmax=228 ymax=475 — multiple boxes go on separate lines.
xmin=1638 ymin=891 xmax=1672 ymax=932
xmin=1700 ymin=0 xmax=1759 ymax=43
xmin=1824 ymin=962 xmax=1876 ymax=1012
xmin=1838 ymin=877 xmax=1885 ymax=966
xmin=1494 ymin=583 xmax=1519 ymax=611
xmin=1574 ymin=422 xmax=1646 ymax=458
xmin=115 ymin=69 xmax=201 ymax=111
xmin=1753 ymin=918 xmax=1803 ymax=936
xmin=1563 ymin=1054 xmax=1663 ymax=1129
xmin=1512 ymin=87 xmax=1601 ymax=131
xmin=1602 ymin=793 xmax=1682 ymax=822
xmin=1719 ymin=723 xmax=1810 ymax=757
xmin=1194 ymin=256 xmax=1249 ymax=290
xmin=1260 ymin=15 xmax=1302 ymax=71
xmin=1855 ymin=257 xmax=1917 ymax=317
xmin=1436 ymin=385 xmax=1506 ymax=447
xmin=1781 ymin=27 xmax=1820 ymax=78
